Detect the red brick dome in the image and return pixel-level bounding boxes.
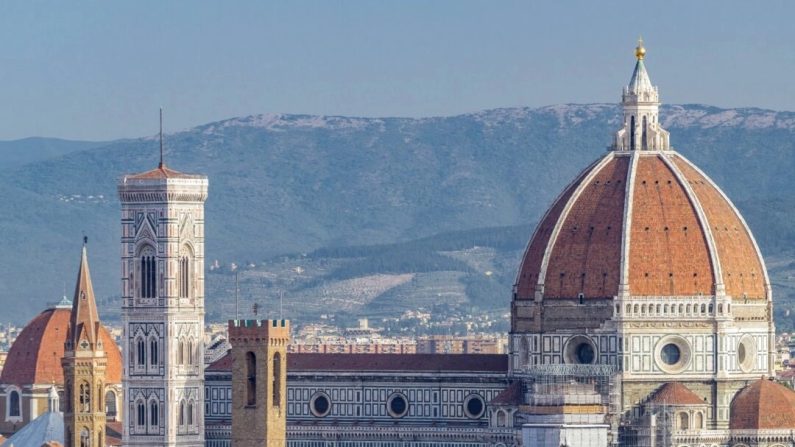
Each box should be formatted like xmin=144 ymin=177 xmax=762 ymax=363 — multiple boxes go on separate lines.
xmin=0 ymin=306 xmax=122 ymax=386
xmin=514 ymin=150 xmax=768 ymax=301
xmin=730 ymin=379 xmax=795 ymax=429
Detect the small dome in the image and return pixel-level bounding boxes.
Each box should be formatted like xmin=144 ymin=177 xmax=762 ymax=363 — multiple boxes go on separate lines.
xmin=0 ymin=307 xmax=122 ymax=386
xmin=730 ymin=379 xmax=795 ymax=429
xmin=514 ymin=151 xmax=768 ymax=301
xmin=647 ymin=382 xmax=705 ymax=406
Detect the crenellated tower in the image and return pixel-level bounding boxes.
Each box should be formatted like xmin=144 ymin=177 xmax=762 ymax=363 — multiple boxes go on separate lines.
xmin=119 ymin=122 xmax=208 ymax=446
xmin=62 ymin=239 xmax=108 ymax=447
xmin=229 ymin=319 xmax=290 ymax=447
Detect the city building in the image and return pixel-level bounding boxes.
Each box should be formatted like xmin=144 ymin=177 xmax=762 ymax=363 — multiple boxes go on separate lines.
xmin=2 ymin=39 xmax=795 ymax=447
xmin=118 ymin=136 xmax=209 ymax=446
xmin=0 ymin=298 xmax=122 ymax=438
xmin=62 ymin=240 xmax=109 ymax=447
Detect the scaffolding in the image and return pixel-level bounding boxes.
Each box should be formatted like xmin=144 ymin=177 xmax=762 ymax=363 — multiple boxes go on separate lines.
xmin=515 ymin=364 xmax=622 ymax=445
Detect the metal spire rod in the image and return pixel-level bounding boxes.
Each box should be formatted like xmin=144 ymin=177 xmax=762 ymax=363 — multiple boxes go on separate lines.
xmin=159 ymin=108 xmax=164 ymax=168
xmin=235 ymin=271 xmax=239 ymax=320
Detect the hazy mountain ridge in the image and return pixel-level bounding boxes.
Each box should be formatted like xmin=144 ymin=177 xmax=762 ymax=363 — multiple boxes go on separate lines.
xmin=1 ymin=103 xmax=793 ymax=324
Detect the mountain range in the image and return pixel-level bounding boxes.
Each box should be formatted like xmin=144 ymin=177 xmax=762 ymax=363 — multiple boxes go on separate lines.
xmin=1 ymin=103 xmax=794 ymax=327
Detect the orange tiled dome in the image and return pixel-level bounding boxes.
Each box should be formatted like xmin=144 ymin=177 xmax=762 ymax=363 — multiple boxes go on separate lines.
xmin=0 ymin=306 xmax=122 ymax=386
xmin=515 ymin=150 xmax=768 ymax=301
xmin=730 ymin=379 xmax=795 ymax=429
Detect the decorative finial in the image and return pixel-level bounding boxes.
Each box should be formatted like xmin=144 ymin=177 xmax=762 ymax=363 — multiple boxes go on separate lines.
xmin=83 ymin=235 xmax=88 ymax=246
xmin=635 ymin=36 xmax=646 ymax=60
xmin=159 ymin=107 xmax=164 ymax=169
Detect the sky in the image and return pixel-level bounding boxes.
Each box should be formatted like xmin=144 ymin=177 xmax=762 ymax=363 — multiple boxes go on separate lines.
xmin=0 ymin=1 xmax=793 ymax=140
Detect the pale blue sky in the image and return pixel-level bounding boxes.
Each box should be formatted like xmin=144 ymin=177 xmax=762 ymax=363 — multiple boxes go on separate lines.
xmin=0 ymin=1 xmax=793 ymax=140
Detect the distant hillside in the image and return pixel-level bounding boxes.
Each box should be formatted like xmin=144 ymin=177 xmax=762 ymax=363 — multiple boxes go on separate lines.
xmin=0 ymin=137 xmax=107 ymax=171
xmin=1 ymin=104 xmax=794 ymax=324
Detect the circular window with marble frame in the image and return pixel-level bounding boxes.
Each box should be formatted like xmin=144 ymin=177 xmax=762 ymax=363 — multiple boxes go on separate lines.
xmin=563 ymin=335 xmax=598 ymax=365
xmin=309 ymin=391 xmax=332 ymax=417
xmin=737 ymin=334 xmax=757 ymax=373
xmin=463 ymin=393 xmax=486 ymax=419
xmin=654 ymin=335 xmax=692 ymax=374
xmin=386 ymin=392 xmax=409 ymax=418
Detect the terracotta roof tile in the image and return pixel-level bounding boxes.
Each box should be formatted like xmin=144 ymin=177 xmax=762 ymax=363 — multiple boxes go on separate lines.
xmin=490 ymin=381 xmax=524 ymax=406
xmin=629 ymin=155 xmax=715 ymax=296
xmin=730 ymin=379 xmax=795 ymax=429
xmin=647 ymin=382 xmax=705 ymax=406
xmin=514 ymin=157 xmax=596 ymax=299
xmin=0 ymin=308 xmax=122 ymax=386
xmin=126 ymin=164 xmax=203 ymax=180
xmin=673 ymin=155 xmax=766 ymax=299
xmin=513 ymin=150 xmax=766 ymax=302
xmin=208 ymin=352 xmax=508 ymax=373
xmin=543 ymin=155 xmax=628 ymax=299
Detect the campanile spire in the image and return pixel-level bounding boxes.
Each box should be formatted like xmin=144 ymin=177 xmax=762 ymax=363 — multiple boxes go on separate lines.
xmin=613 ymin=38 xmax=670 ymax=151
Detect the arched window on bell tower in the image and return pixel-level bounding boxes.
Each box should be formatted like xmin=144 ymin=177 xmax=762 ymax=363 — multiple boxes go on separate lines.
xmin=137 ymin=245 xmax=157 ymax=298
xmin=79 ymin=382 xmax=91 ymax=413
xmin=178 ymin=245 xmax=193 ymax=299
xmin=149 ymin=336 xmax=158 ymax=366
xmin=136 ymin=337 xmax=146 ymax=366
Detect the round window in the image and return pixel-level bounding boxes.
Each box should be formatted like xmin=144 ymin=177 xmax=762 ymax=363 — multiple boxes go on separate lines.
xmin=387 ymin=393 xmax=409 ymax=418
xmin=563 ymin=335 xmax=597 ymax=365
xmin=464 ymin=394 xmax=485 ymax=419
xmin=737 ymin=335 xmax=757 ymax=373
xmin=309 ymin=392 xmax=331 ymax=417
xmin=654 ymin=336 xmax=691 ymax=373
xmin=661 ymin=343 xmax=681 ymax=365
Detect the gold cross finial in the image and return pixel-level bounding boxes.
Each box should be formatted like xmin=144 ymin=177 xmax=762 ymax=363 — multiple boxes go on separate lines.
xmin=635 ymin=36 xmax=646 ymax=60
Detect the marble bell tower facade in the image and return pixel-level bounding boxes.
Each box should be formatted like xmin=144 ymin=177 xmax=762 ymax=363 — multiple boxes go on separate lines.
xmin=119 ymin=145 xmax=208 ymax=446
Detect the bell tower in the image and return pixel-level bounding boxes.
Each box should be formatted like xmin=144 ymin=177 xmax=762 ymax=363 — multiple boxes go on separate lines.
xmin=119 ymin=116 xmax=208 ymax=446
xmin=229 ymin=319 xmax=290 ymax=447
xmin=62 ymin=239 xmax=108 ymax=447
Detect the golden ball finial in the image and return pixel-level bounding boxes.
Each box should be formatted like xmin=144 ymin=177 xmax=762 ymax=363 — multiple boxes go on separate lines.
xmin=635 ymin=37 xmax=646 ymax=60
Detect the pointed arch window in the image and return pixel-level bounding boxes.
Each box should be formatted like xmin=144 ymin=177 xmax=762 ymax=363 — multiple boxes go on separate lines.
xmin=80 ymin=427 xmax=90 ymax=447
xmin=79 ymin=382 xmax=91 ymax=412
xmin=188 ymin=339 xmax=194 ymax=365
xmin=187 ymin=400 xmax=194 ymax=426
xmin=150 ymin=337 xmax=158 ymax=366
xmin=272 ymin=352 xmax=282 ymax=407
xmin=178 ymin=339 xmax=185 ymax=365
xmin=630 ymin=115 xmax=636 ymax=150
xmin=105 ymin=390 xmax=117 ymax=418
xmin=179 ymin=400 xmax=186 ymax=426
xmin=136 ymin=337 xmax=146 ymax=366
xmin=246 ymin=351 xmax=257 ymax=406
xmin=138 ymin=246 xmax=157 ymax=298
xmin=150 ymin=400 xmax=159 ymax=427
xmin=178 ymin=245 xmax=193 ymax=299
xmin=8 ymin=389 xmax=20 ymax=417
xmin=136 ymin=400 xmax=145 ymax=426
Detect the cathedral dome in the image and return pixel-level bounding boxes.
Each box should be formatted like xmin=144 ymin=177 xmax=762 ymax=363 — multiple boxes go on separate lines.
xmin=514 ymin=150 xmax=768 ymax=301
xmin=730 ymin=379 xmax=795 ymax=429
xmin=514 ymin=43 xmax=768 ymax=303
xmin=0 ymin=304 xmax=122 ymax=386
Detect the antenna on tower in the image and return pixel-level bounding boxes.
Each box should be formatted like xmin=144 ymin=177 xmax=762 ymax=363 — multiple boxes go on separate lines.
xmin=159 ymin=107 xmax=164 ymax=168
xmin=235 ymin=271 xmax=240 ymax=321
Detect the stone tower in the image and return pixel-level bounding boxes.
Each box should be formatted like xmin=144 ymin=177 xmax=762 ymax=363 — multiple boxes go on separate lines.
xmin=119 ymin=141 xmax=208 ymax=445
xmin=229 ymin=319 xmax=290 ymax=447
xmin=62 ymin=239 xmax=108 ymax=447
